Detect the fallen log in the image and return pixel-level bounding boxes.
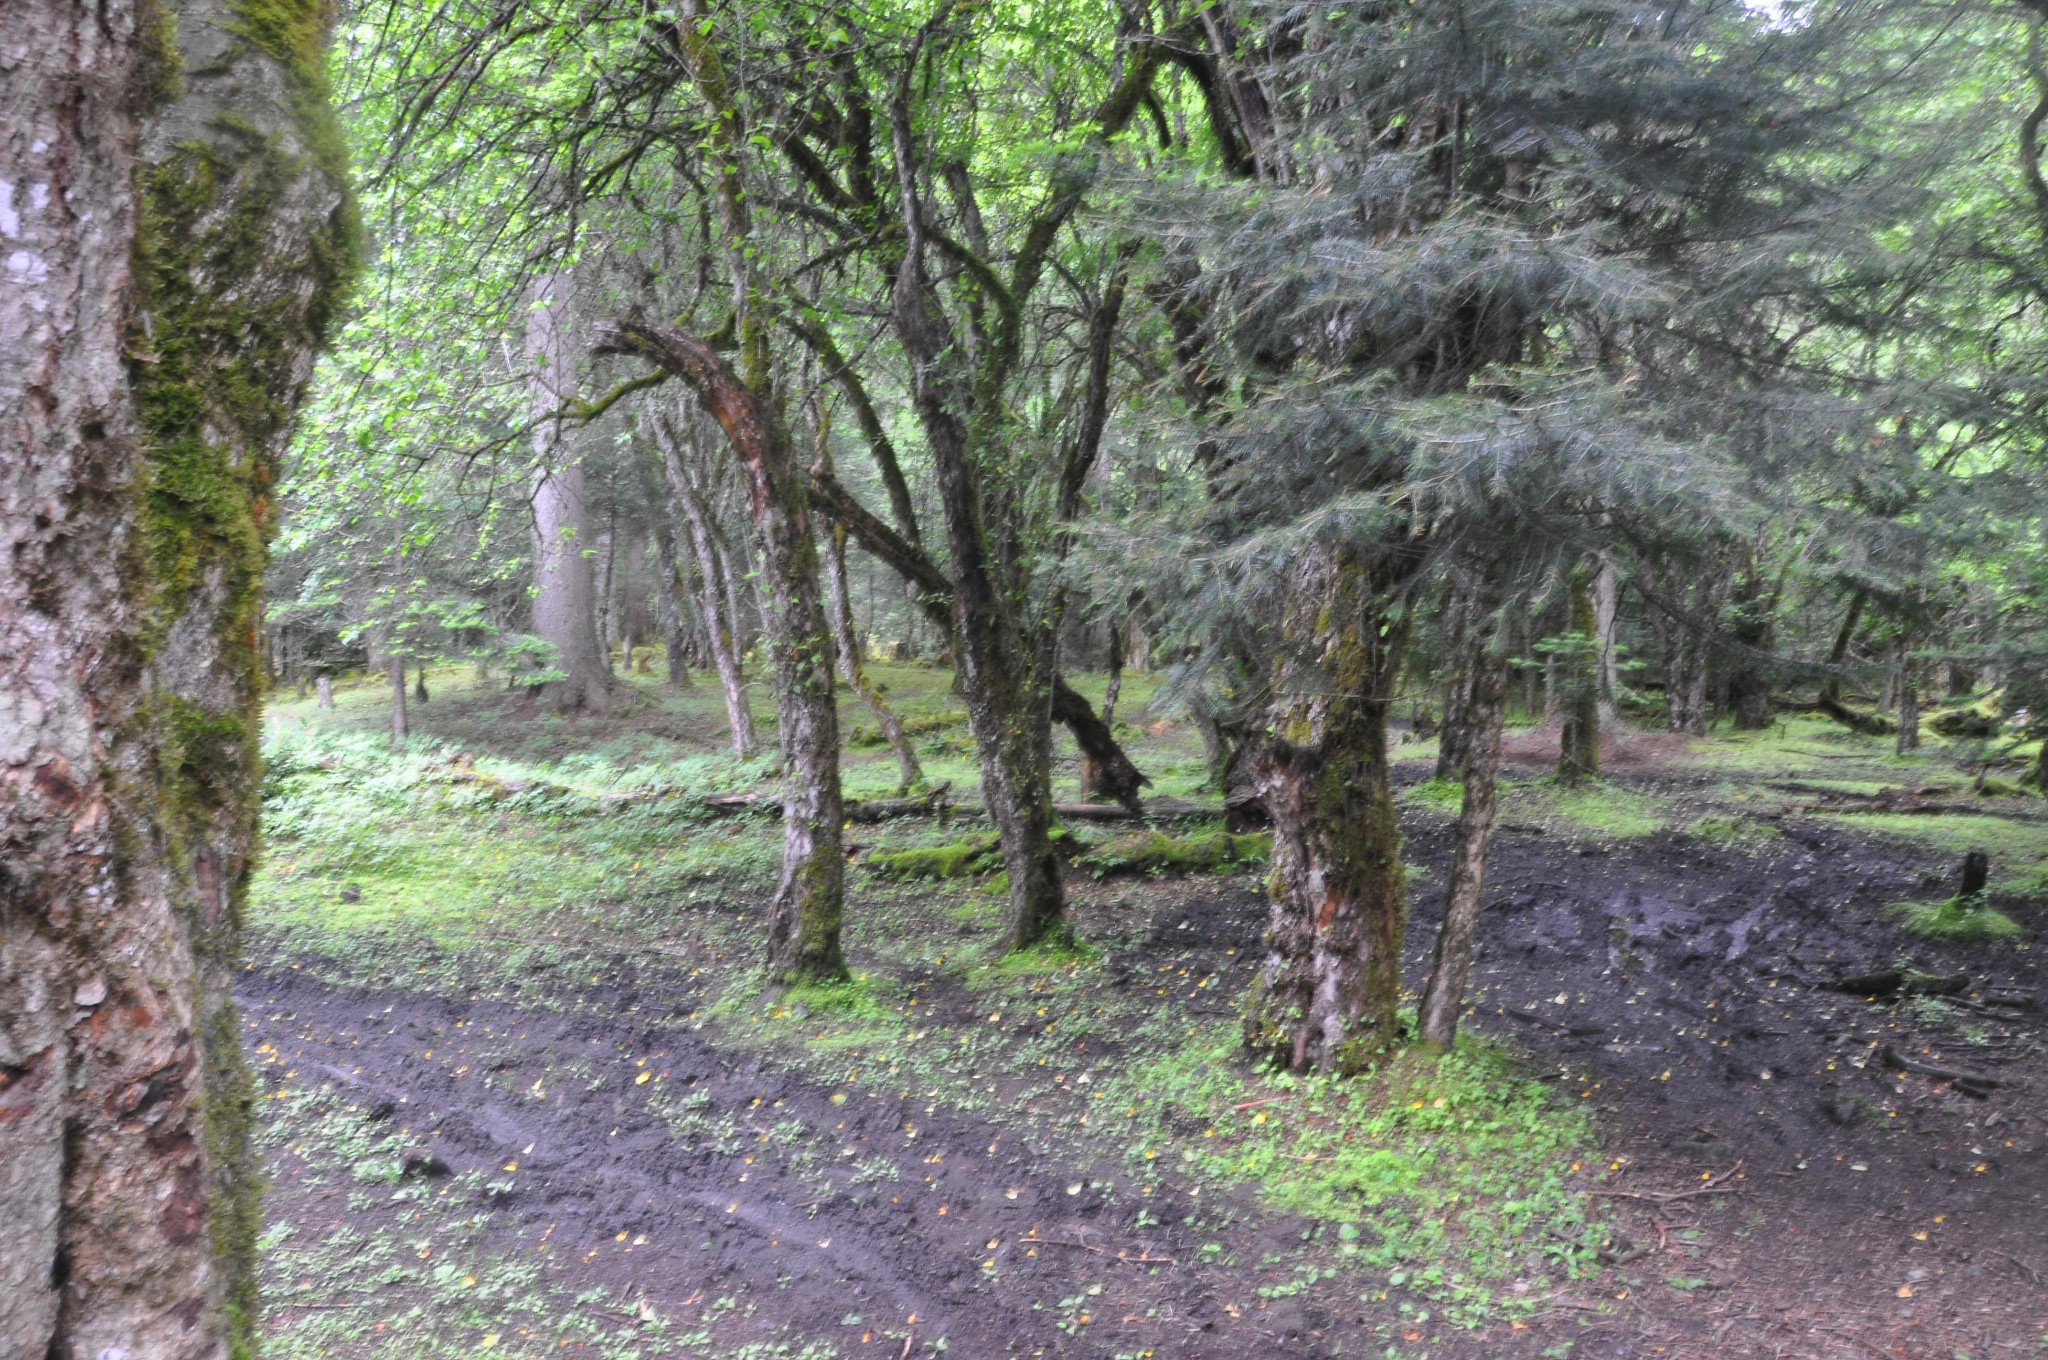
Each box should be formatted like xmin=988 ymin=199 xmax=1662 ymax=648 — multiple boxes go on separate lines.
xmin=1810 ymin=695 xmax=1896 ymax=736
xmin=844 ymin=782 xmax=952 ymax=823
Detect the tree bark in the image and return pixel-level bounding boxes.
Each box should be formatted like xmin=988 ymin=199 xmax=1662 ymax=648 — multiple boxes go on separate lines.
xmin=1593 ymin=554 xmax=1621 ymax=728
xmin=1434 ymin=583 xmax=1473 ymax=781
xmin=1557 ymin=562 xmax=1601 ymax=784
xmin=1417 ymin=610 xmax=1509 ymax=1051
xmin=1896 ymin=638 xmax=1921 ymax=754
xmin=1820 ymin=587 xmax=1867 ymax=705
xmin=824 ymin=527 xmax=923 ymax=792
xmin=526 ymin=273 xmax=611 ymax=713
xmin=1 ymin=0 xmax=352 ymax=1353
xmin=1244 ymin=545 xmax=1409 ymax=1073
xmin=641 ymin=447 xmax=695 ymax=690
xmin=594 ymin=320 xmax=846 ymax=986
xmin=316 ymin=675 xmax=335 ymax=710
xmin=656 ymin=416 xmax=756 ymax=757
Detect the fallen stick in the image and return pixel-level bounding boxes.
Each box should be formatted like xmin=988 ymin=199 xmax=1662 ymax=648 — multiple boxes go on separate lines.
xmin=1589 ymin=1162 xmax=1744 ymax=1206
xmin=1992 ymin=1249 xmax=2042 ymax=1287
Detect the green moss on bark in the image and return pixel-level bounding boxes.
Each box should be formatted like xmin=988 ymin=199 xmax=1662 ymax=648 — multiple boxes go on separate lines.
xmin=121 ymin=3 xmax=357 ymax=1349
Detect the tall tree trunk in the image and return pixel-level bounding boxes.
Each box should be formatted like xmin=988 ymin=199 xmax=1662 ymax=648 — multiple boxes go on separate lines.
xmin=1820 ymin=587 xmax=1867 ymax=704
xmin=390 ymin=652 xmax=409 ymax=747
xmin=1244 ymin=545 xmax=1409 ymax=1073
xmin=1593 ymin=555 xmax=1621 ymax=728
xmin=1418 ymin=609 xmax=1509 ymax=1051
xmin=1081 ymin=622 xmax=1127 ymax=799
xmin=1 ymin=0 xmax=352 ymax=1353
xmin=1557 ymin=562 xmax=1601 ymax=784
xmin=596 ymin=314 xmax=848 ymax=987
xmin=1434 ymin=584 xmax=1473 ymax=781
xmin=1896 ymin=638 xmax=1921 ymax=754
xmin=657 ymin=416 xmax=756 ymax=757
xmin=526 ymin=274 xmax=610 ymax=713
xmin=593 ymin=512 xmax=620 ymax=673
xmin=641 ymin=449 xmax=694 ymax=690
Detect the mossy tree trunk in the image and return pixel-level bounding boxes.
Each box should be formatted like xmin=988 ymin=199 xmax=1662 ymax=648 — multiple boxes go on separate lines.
xmin=604 ymin=323 xmax=847 ymax=986
xmin=1557 ymin=561 xmax=1601 ymax=784
xmin=1417 ymin=603 xmax=1510 ymax=1051
xmin=1 ymin=0 xmax=352 ymax=1354
xmin=1244 ymin=545 xmax=1410 ymax=1073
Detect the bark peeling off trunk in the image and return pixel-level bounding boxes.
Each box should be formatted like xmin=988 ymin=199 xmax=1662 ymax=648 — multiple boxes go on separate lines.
xmin=1245 ymin=546 xmax=1408 ymax=1075
xmin=2 ymin=0 xmax=353 ymax=1354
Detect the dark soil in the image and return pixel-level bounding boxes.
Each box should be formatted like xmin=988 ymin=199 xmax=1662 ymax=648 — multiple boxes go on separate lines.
xmin=245 ymin=759 xmax=2047 ymax=1359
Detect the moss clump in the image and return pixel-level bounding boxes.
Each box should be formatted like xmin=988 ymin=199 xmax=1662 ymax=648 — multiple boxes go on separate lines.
xmin=1399 ymin=777 xmax=1466 ymax=812
xmin=1887 ymin=894 xmax=2022 ymax=941
xmin=1685 ymin=814 xmax=1778 ymax=849
xmin=1078 ymin=828 xmax=1272 ymax=876
xmin=866 ymin=833 xmax=1004 ymax=879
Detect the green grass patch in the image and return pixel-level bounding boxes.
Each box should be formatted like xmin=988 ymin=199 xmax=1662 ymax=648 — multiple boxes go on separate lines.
xmin=1109 ymin=1030 xmax=1602 ymax=1325
xmin=1684 ymin=814 xmax=1779 ymax=851
xmin=1887 ymin=894 xmax=2023 ymax=941
xmin=1399 ymin=777 xmax=1465 ymax=813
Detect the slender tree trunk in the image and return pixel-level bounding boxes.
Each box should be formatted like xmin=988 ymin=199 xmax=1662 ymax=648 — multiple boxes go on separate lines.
xmin=645 ymin=458 xmax=695 ymax=690
xmin=1 ymin=0 xmax=351 ymax=1353
xmin=1418 ymin=611 xmax=1509 ymax=1051
xmin=825 ymin=526 xmax=923 ymax=791
xmin=1245 ymin=545 xmax=1409 ymax=1073
xmin=657 ymin=416 xmax=756 ymax=757
xmin=317 ymin=675 xmax=335 ymax=710
xmin=1081 ymin=622 xmax=1128 ymax=799
xmin=1820 ymin=587 xmax=1867 ymax=704
xmin=1896 ymin=639 xmax=1921 ymax=754
xmin=1434 ymin=584 xmax=1473 ymax=780
xmin=390 ymin=652 xmax=409 ymax=747
xmin=526 ymin=274 xmax=610 ymax=713
xmin=1593 ymin=555 xmax=1621 ymax=728
xmin=1557 ymin=562 xmax=1600 ymax=784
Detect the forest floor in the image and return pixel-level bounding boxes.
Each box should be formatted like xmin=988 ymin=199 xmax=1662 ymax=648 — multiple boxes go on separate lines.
xmin=244 ymin=663 xmax=2048 ymax=1359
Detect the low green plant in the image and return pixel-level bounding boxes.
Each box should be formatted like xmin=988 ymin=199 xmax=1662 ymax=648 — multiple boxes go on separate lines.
xmin=1887 ymin=893 xmax=2022 ymax=941
xmin=1108 ymin=1028 xmax=1602 ymax=1325
xmin=1400 ymin=778 xmax=1465 ymax=813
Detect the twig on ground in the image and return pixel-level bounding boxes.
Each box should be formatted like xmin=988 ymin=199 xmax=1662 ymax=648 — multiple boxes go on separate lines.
xmin=1589 ymin=1162 xmax=1744 ymax=1206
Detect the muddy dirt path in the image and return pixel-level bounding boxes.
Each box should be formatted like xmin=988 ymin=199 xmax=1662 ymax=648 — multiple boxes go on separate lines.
xmin=242 ymin=967 xmax=1383 ymax=1358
